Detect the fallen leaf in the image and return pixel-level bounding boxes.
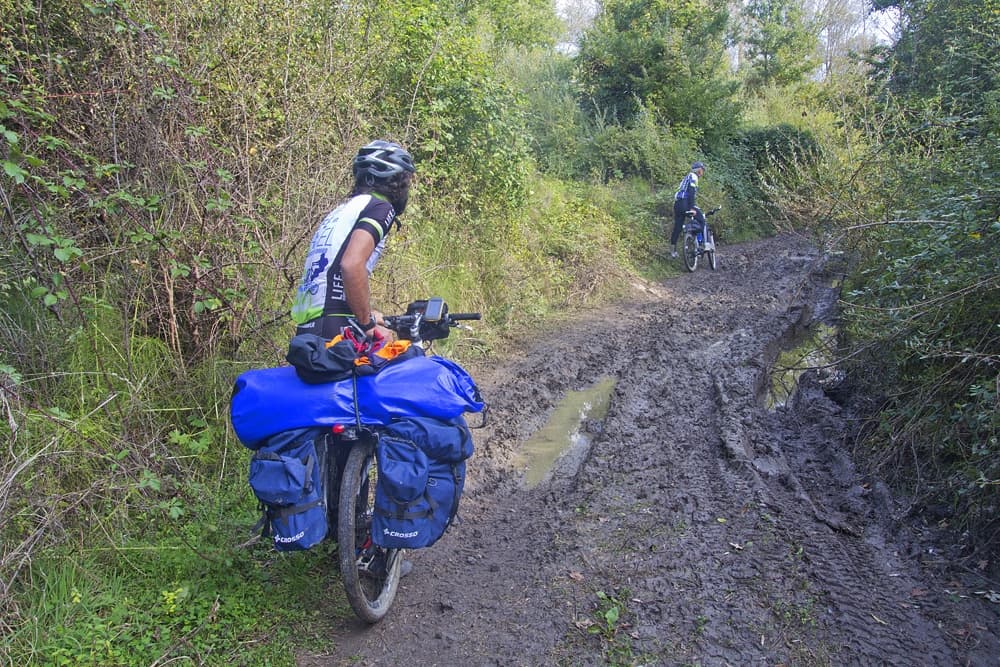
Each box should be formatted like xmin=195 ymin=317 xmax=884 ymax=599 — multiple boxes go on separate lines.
xmin=911 ymin=588 xmax=927 ymax=597
xmin=871 ymin=613 xmax=887 ymax=625
xmin=717 ymin=517 xmax=727 ymax=524
xmin=569 ymin=571 xmax=585 ymax=582
xmin=977 ymin=560 xmax=989 ymax=571
xmin=575 ymin=619 xmax=595 ymax=630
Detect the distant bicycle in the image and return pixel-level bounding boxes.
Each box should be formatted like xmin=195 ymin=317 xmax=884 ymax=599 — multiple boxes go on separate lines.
xmin=681 ymin=206 xmax=721 ymax=272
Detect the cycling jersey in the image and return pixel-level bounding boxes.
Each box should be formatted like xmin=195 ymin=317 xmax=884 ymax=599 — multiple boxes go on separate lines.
xmin=674 ymin=170 xmax=699 ymax=211
xmin=671 ymin=170 xmax=704 ymax=246
xmin=291 ymin=193 xmax=396 ymax=326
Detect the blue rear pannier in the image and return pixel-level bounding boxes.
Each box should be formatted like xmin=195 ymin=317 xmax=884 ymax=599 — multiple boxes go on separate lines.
xmin=372 ymin=416 xmax=473 ymax=549
xmin=381 ymin=415 xmax=474 ymax=462
xmin=378 ymin=436 xmax=430 ymax=502
xmin=248 ymin=427 xmax=328 ymax=551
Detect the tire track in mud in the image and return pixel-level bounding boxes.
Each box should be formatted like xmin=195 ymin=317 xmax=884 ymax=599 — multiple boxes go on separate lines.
xmin=308 ymin=234 xmax=999 ymax=667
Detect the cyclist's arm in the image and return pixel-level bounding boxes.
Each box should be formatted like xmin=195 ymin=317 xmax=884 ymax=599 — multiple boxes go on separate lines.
xmin=340 ymin=229 xmax=377 ymax=328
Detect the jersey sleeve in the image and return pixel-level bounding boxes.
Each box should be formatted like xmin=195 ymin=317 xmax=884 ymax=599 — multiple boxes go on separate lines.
xmin=353 ymin=197 xmax=396 ymax=244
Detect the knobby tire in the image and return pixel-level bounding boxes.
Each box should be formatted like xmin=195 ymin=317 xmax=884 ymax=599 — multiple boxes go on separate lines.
xmin=682 ymin=233 xmax=699 ymax=272
xmin=337 ymin=438 xmax=401 ymax=623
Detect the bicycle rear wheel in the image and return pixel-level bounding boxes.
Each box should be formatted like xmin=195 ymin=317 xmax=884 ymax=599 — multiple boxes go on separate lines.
xmin=705 ymin=228 xmax=717 ymax=270
xmin=338 ymin=439 xmax=401 ymax=623
xmin=682 ymin=232 xmax=699 ymax=272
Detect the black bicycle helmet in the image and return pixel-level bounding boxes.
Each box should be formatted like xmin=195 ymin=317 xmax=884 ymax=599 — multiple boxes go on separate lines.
xmin=353 ymin=140 xmax=416 ymax=181
xmin=691 ymin=161 xmax=706 ymax=171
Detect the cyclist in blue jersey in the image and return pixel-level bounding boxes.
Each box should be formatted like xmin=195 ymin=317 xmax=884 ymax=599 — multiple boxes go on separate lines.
xmin=291 ymin=140 xmax=415 ymax=342
xmin=670 ymin=161 xmax=706 ymax=258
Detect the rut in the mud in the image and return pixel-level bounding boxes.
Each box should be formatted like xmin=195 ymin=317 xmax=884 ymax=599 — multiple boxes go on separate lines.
xmin=303 ymin=234 xmax=999 ymax=667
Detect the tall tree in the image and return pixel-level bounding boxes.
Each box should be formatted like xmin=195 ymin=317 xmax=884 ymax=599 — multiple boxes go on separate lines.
xmin=809 ymin=0 xmax=891 ymax=82
xmin=739 ymin=0 xmax=819 ymax=93
xmin=575 ymin=0 xmax=739 ymax=144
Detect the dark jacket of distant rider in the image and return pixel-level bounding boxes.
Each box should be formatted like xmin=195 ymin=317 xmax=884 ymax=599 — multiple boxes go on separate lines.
xmin=671 ymin=161 xmax=707 ymax=252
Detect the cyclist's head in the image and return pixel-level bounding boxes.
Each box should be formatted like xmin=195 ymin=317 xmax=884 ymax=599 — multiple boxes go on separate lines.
xmin=353 ymin=140 xmax=416 ymax=214
xmin=691 ymin=161 xmax=706 ymax=174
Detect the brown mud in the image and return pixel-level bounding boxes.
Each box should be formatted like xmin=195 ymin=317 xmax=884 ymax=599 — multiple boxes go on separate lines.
xmin=304 ymin=233 xmax=999 ymax=666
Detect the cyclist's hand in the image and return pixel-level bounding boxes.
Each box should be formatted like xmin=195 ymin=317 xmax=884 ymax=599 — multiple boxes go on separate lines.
xmin=365 ymin=328 xmax=387 ymax=353
xmin=342 ymin=326 xmax=386 ymax=354
xmin=371 ymin=323 xmax=394 ymax=344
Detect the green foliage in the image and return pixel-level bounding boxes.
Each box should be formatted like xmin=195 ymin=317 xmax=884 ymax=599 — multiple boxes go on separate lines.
xmin=345 ymin=0 xmax=535 ymax=217
xmin=727 ymin=122 xmax=823 ymax=229
xmin=839 ymin=0 xmax=1000 ymax=555
xmin=575 ymin=0 xmax=741 ymax=147
xmin=8 ymin=503 xmax=351 ymax=666
xmin=471 ymin=0 xmax=562 ymax=49
xmin=875 ymin=0 xmax=1000 ymax=114
xmin=737 ymin=0 xmax=820 ymax=94
xmin=504 ymin=49 xmax=590 ymax=179
xmin=738 ymin=124 xmax=821 ymax=173
xmin=584 ymin=588 xmax=651 ymax=665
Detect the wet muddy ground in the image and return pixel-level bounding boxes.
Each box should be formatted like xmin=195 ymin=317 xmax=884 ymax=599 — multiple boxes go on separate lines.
xmin=304 ymin=234 xmax=999 ymax=666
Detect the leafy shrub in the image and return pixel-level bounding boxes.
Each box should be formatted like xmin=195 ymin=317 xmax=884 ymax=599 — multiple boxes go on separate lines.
xmin=840 ymin=23 xmax=1000 ymax=554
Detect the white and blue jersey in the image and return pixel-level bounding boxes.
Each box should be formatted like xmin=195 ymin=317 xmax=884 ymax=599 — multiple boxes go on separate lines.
xmin=674 ymin=171 xmax=699 ymax=211
xmin=291 ymin=193 xmax=396 ymax=326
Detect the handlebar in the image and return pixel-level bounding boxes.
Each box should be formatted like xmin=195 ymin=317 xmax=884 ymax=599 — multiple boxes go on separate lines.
xmin=685 ymin=206 xmax=721 ymax=218
xmin=381 ymin=298 xmax=481 ymax=343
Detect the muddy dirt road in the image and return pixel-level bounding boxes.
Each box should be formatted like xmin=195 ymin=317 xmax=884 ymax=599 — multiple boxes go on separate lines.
xmin=307 ymin=234 xmax=999 ymax=666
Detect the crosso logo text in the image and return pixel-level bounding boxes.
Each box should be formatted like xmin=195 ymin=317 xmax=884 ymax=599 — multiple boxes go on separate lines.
xmin=275 ymin=530 xmax=306 ymax=543
xmin=384 ymin=528 xmax=419 ymax=539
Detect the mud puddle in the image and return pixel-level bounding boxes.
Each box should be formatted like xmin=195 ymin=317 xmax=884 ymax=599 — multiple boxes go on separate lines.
xmin=516 ymin=376 xmax=616 ymax=488
xmin=766 ymin=322 xmax=838 ymax=408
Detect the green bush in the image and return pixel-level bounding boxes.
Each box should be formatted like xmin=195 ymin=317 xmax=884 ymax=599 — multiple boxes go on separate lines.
xmin=839 ymin=3 xmax=1000 ymax=551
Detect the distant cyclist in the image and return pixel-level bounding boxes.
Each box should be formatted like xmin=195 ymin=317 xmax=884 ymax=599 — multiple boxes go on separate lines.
xmin=670 ymin=161 xmax=706 ymax=258
xmin=291 ymin=140 xmax=415 ymax=342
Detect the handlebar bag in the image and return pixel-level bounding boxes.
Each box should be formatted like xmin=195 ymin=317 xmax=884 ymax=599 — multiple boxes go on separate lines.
xmin=247 ymin=427 xmax=328 ymax=551
xmin=285 ymin=334 xmax=358 ymax=384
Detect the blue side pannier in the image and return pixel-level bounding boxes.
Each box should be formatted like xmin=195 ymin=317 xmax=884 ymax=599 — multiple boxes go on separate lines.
xmin=248 ymin=427 xmax=328 ymax=551
xmin=372 ymin=416 xmax=474 ymax=550
xmin=382 ymin=415 xmax=474 ymax=462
